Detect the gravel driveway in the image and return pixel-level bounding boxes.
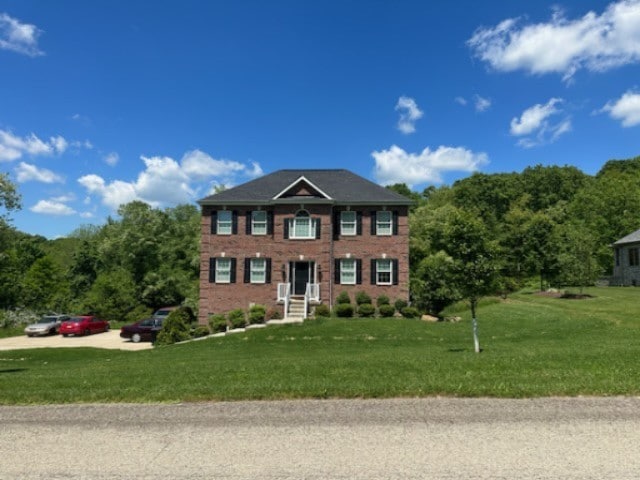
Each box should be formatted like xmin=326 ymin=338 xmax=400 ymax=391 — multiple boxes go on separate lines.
xmin=0 ymin=329 xmax=152 ymax=351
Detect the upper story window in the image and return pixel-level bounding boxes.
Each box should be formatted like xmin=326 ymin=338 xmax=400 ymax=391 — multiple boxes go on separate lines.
xmin=252 ymin=211 xmax=267 ymax=235
xmin=340 ymin=211 xmax=356 ymax=236
xmin=289 ymin=210 xmax=318 ymax=239
xmin=376 ymin=211 xmax=392 ymax=236
xmin=217 ymin=210 xmax=233 ymax=235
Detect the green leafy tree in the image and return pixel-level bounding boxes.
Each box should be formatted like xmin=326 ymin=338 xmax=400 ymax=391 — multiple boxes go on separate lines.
xmin=20 ymin=255 xmax=66 ymax=312
xmin=81 ymin=268 xmax=138 ymax=321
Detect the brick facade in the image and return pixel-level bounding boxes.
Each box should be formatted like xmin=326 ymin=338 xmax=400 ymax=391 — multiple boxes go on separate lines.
xmin=198 ymin=203 xmax=410 ymax=323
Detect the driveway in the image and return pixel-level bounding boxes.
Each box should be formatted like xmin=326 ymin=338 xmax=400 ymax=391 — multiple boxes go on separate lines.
xmin=0 ymin=329 xmax=153 ymax=351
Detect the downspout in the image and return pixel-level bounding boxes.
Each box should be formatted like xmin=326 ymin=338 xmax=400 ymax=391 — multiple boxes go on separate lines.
xmin=329 ymin=206 xmax=335 ymax=311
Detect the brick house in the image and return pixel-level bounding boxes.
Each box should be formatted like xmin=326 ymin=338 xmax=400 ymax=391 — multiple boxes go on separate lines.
xmin=197 ymin=169 xmax=412 ymax=323
xmin=611 ymin=228 xmax=640 ymax=286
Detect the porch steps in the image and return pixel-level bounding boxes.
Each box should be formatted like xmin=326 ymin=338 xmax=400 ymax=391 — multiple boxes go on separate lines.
xmin=286 ymin=298 xmax=306 ymax=320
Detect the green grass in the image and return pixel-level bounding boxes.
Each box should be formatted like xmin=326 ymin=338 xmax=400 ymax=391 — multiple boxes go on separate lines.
xmin=1 ymin=287 xmax=640 ymax=404
xmin=0 ymin=326 xmax=25 ymax=339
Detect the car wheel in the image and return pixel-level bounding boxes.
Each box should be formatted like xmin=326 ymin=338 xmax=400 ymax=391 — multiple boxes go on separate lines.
xmin=131 ymin=333 xmax=141 ymax=343
xmin=27 ymin=334 xmax=34 ymax=337
xmin=84 ymin=328 xmax=91 ymax=336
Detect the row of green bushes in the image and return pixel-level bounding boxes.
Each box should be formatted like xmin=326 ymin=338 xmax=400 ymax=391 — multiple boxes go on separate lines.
xmin=315 ymin=292 xmax=420 ymax=319
xmin=208 ymin=304 xmax=281 ymax=333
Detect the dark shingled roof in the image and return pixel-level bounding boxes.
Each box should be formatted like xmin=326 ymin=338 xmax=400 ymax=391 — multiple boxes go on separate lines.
xmin=613 ymin=228 xmax=640 ymax=246
xmin=198 ymin=169 xmax=413 ymax=206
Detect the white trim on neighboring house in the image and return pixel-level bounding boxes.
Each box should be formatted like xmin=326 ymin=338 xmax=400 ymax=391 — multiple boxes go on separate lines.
xmin=272 ymin=176 xmax=333 ymax=200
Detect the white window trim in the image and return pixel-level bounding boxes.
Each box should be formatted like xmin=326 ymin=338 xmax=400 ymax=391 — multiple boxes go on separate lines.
xmin=251 ymin=211 xmax=267 ymax=236
xmin=376 ymin=259 xmax=393 ymax=285
xmin=250 ymin=258 xmax=266 ymax=284
xmin=376 ymin=211 xmax=392 ymax=236
xmin=289 ymin=217 xmax=317 ymax=239
xmin=340 ymin=259 xmax=356 ymax=285
xmin=340 ymin=211 xmax=356 ymax=236
xmin=217 ymin=210 xmax=232 ymax=235
xmin=215 ymin=258 xmax=231 ymax=284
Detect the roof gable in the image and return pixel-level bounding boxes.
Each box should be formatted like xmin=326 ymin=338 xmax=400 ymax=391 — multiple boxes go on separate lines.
xmin=272 ymin=176 xmax=332 ymax=200
xmin=613 ymin=228 xmax=640 ymax=246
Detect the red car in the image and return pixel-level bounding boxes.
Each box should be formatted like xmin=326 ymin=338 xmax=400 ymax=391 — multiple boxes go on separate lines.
xmin=60 ymin=315 xmax=110 ymax=337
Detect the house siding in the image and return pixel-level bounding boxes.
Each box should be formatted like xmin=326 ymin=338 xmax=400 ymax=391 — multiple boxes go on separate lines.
xmin=198 ymin=203 xmax=410 ymax=324
xmin=611 ymin=243 xmax=640 ymax=286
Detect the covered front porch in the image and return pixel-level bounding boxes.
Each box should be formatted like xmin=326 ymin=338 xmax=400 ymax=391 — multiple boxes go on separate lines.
xmin=277 ymin=260 xmax=321 ymax=319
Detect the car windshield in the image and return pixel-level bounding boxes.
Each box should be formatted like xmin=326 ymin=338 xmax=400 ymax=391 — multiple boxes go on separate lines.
xmin=155 ymin=310 xmax=170 ymax=317
xmin=139 ymin=318 xmax=155 ymax=326
xmin=40 ymin=317 xmax=57 ymax=323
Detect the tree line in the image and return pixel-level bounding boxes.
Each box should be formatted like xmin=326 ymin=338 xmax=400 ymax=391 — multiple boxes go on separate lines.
xmin=1 ymin=155 xmax=639 ymax=321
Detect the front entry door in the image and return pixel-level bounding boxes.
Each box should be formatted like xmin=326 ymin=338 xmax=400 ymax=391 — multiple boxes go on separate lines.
xmin=291 ymin=261 xmax=312 ymax=295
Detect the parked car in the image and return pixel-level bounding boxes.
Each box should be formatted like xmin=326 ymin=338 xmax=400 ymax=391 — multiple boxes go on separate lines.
xmin=120 ymin=317 xmax=164 ymax=343
xmin=60 ymin=316 xmax=110 ymax=337
xmin=24 ymin=314 xmax=70 ymax=337
xmin=152 ymin=306 xmax=177 ymax=320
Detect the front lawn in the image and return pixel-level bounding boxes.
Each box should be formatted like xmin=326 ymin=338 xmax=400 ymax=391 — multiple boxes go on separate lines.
xmin=1 ymin=287 xmax=639 ymax=404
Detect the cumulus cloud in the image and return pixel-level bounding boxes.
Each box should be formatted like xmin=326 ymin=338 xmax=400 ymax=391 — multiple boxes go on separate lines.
xmin=509 ymin=98 xmax=571 ymax=147
xmin=474 ymin=95 xmax=492 ymax=112
xmin=395 ymin=96 xmax=424 ymax=134
xmin=78 ymin=150 xmax=263 ymax=211
xmin=468 ymin=0 xmax=640 ymax=81
xmin=0 ymin=12 xmax=43 ymax=57
xmin=601 ymin=90 xmax=640 ymax=126
xmin=0 ymin=129 xmax=68 ymax=162
xmin=15 ymin=162 xmax=64 ymax=183
xmin=30 ymin=200 xmax=76 ymax=216
xmin=104 ymin=152 xmax=119 ymax=166
xmin=372 ymin=144 xmax=488 ymax=187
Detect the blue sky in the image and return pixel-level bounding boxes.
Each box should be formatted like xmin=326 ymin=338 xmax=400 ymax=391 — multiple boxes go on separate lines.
xmin=1 ymin=0 xmax=639 ymax=238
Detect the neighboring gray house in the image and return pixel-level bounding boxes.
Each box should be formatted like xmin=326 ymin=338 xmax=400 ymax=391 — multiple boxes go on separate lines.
xmin=611 ymin=228 xmax=640 ymax=286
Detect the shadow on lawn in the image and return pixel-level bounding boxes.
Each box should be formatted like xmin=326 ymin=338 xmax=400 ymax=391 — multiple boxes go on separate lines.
xmin=0 ymin=368 xmax=27 ymax=374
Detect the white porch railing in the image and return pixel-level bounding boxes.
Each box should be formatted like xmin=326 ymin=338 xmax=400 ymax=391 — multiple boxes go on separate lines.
xmin=277 ymin=283 xmax=291 ymax=318
xmin=304 ymin=283 xmax=320 ymax=319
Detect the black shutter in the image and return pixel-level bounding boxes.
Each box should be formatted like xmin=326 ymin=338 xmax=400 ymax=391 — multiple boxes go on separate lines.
xmin=356 ymin=259 xmax=362 ymax=285
xmin=392 ymin=211 xmax=399 ymax=235
xmin=266 ymin=258 xmax=272 ymax=284
xmin=333 ymin=211 xmax=340 ymax=240
xmin=230 ymin=258 xmax=237 ymax=283
xmin=315 ymin=218 xmax=321 ymax=239
xmin=246 ymin=212 xmax=252 ymax=235
xmin=209 ymin=258 xmax=216 ymax=283
xmin=335 ymin=259 xmax=341 ymax=284
xmin=231 ymin=211 xmax=238 ymax=234
xmin=244 ymin=258 xmax=251 ymax=283
xmin=267 ymin=211 xmax=273 ymax=235
xmin=211 ymin=212 xmax=217 ymax=234
xmin=370 ymin=259 xmax=377 ymax=285
xmin=284 ymin=218 xmax=290 ymax=239
xmin=370 ymin=211 xmax=377 ymax=235
xmin=392 ymin=259 xmax=399 ymax=285
xmin=356 ymin=212 xmax=363 ymax=235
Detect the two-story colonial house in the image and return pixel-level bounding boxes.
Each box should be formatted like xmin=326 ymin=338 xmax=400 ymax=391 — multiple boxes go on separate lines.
xmin=197 ymin=169 xmax=412 ymax=323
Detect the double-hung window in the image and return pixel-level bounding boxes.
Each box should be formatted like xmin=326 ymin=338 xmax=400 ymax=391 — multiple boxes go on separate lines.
xmin=375 ymin=259 xmax=392 ymax=285
xmin=340 ymin=211 xmax=356 ymax=236
xmin=290 ymin=211 xmax=316 ymax=239
xmin=251 ymin=211 xmax=267 ymax=235
xmin=376 ymin=211 xmax=392 ymax=236
xmin=215 ymin=258 xmax=232 ymax=283
xmin=217 ymin=211 xmax=233 ymax=235
xmin=250 ymin=258 xmax=266 ymax=283
xmin=340 ymin=259 xmax=356 ymax=285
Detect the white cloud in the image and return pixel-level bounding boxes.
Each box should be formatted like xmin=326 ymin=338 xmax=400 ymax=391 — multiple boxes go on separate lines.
xmin=51 ymin=193 xmax=76 ymax=203
xmin=455 ymin=96 xmax=468 ymax=106
xmin=474 ymin=95 xmax=492 ymax=112
xmin=79 ymin=211 xmax=94 ymax=218
xmin=0 ymin=12 xmax=43 ymax=57
xmin=78 ymin=150 xmax=262 ymax=211
xmin=30 ymin=200 xmax=76 ymax=216
xmin=0 ymin=129 xmax=69 ymax=162
xmin=602 ymin=90 xmax=640 ymax=126
xmin=509 ymin=98 xmax=572 ymax=147
xmin=372 ymin=144 xmax=488 ymax=187
xmin=395 ymin=96 xmax=424 ymax=134
xmin=468 ymin=0 xmax=640 ymax=81
xmin=104 ymin=152 xmax=119 ymax=166
xmin=15 ymin=162 xmax=64 ymax=183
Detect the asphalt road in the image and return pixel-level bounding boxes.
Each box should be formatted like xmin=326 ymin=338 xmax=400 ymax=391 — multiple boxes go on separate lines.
xmin=2 ymin=397 xmax=640 ymax=479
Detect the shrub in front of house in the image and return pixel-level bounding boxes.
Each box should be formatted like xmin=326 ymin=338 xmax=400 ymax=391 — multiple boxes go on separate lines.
xmin=400 ymin=306 xmax=420 ymax=318
xmin=378 ymin=304 xmax=396 ymax=318
xmin=208 ymin=314 xmax=228 ymax=333
xmin=355 ymin=291 xmax=372 ymax=306
xmin=155 ymin=307 xmax=194 ymax=346
xmin=265 ymin=308 xmax=282 ymax=321
xmin=335 ymin=303 xmax=354 ymax=318
xmin=357 ymin=303 xmax=375 ymax=317
xmin=394 ymin=299 xmax=408 ymax=312
xmin=192 ymin=325 xmax=210 ymax=338
xmin=228 ymin=309 xmax=247 ymax=329
xmin=336 ymin=291 xmax=351 ymax=305
xmin=376 ymin=295 xmax=390 ymax=307
xmin=314 ymin=304 xmax=331 ymax=317
xmin=249 ymin=305 xmax=266 ymax=324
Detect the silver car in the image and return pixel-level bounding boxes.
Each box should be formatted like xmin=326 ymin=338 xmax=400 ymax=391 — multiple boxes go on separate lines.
xmin=24 ymin=315 xmax=70 ymax=337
